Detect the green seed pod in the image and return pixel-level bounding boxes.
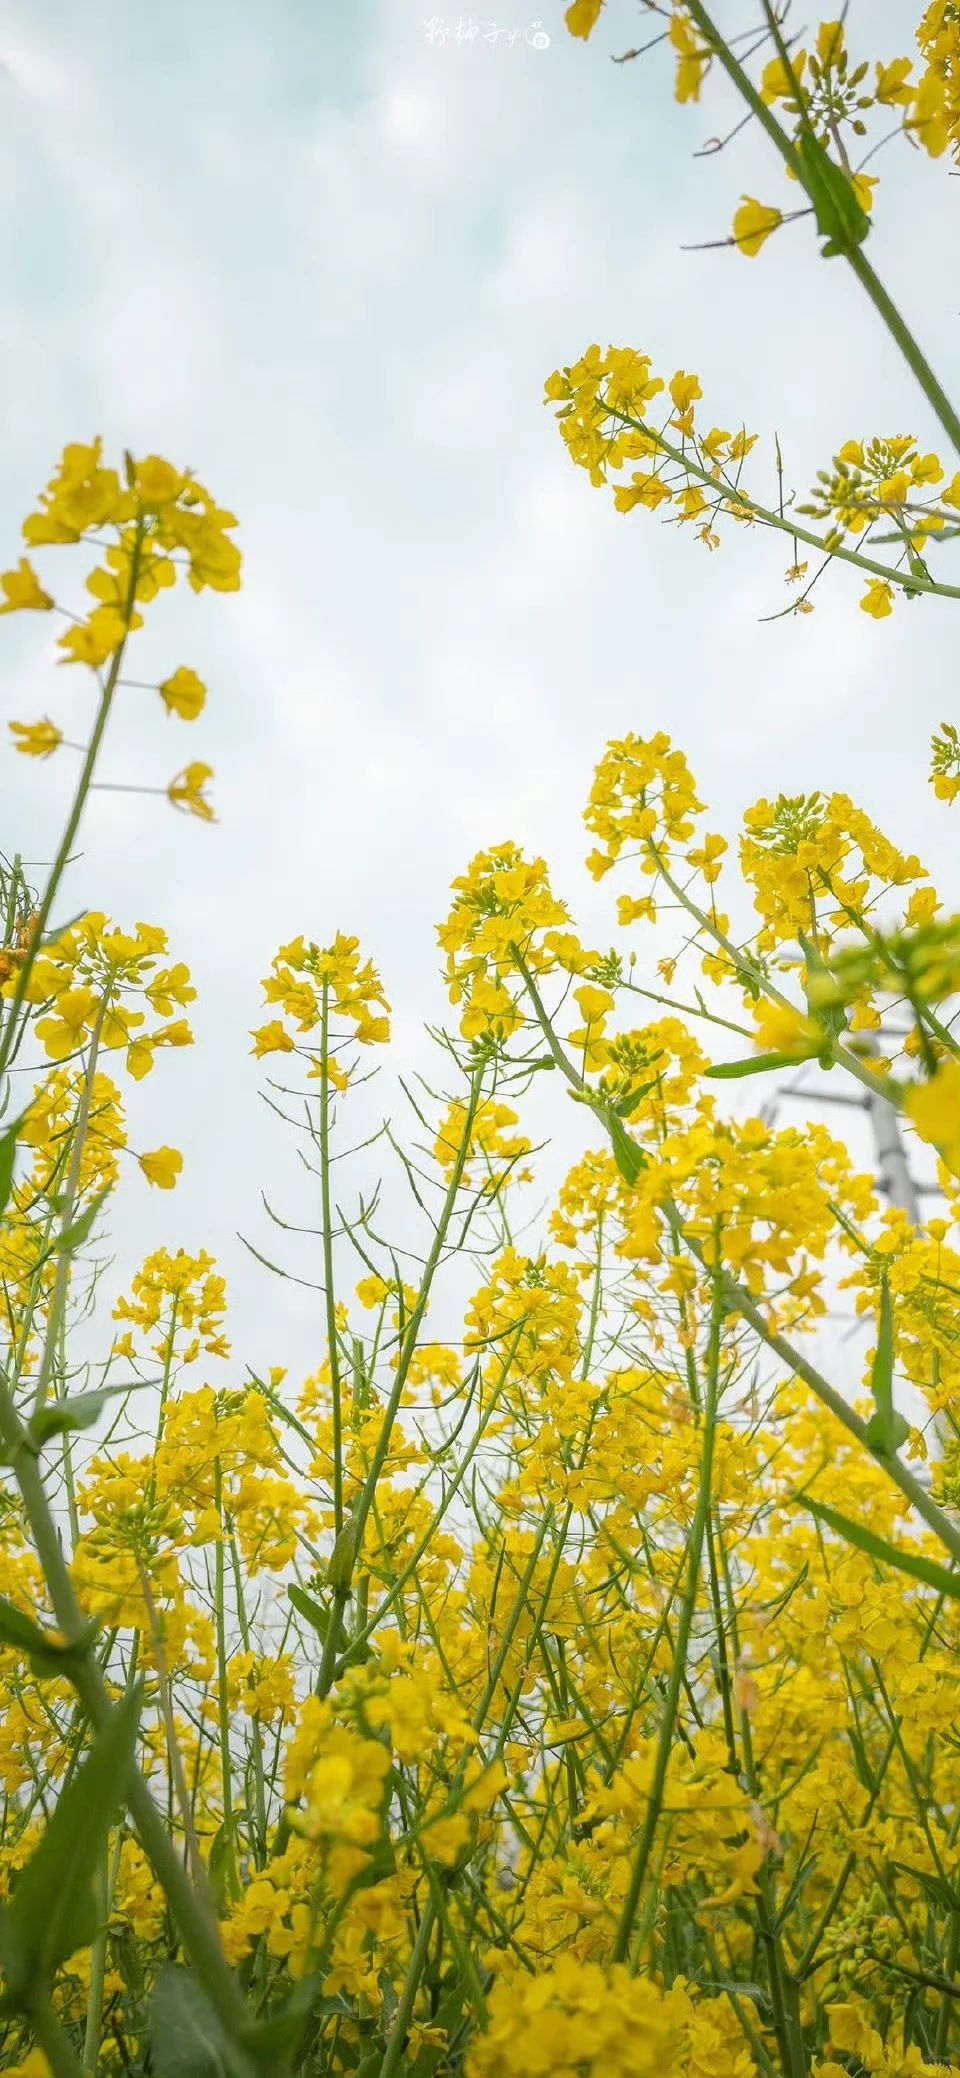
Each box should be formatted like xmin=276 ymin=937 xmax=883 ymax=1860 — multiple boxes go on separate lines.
xmin=327 ymin=1516 xmax=358 ymax=1592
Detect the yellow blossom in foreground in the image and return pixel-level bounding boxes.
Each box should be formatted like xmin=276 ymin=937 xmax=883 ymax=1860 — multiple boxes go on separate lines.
xmin=58 ymin=603 xmax=142 ymax=667
xmin=733 ymin=197 xmax=783 ymax=255
xmin=159 ymin=666 xmax=207 ymax=720
xmin=138 ymin=1146 xmax=184 ymax=1190
xmin=466 ymin=1959 xmax=689 ymax=2078
xmin=250 ymin=1019 xmax=296 ymax=1059
xmin=905 ymin=1059 xmax=960 ymax=1174
xmin=168 ymin=762 xmax=216 ymax=821
xmin=565 ymin=0 xmax=603 ymax=38
xmin=0 ymin=558 xmax=54 ymax=613
xmin=8 ymin=718 xmax=63 ymax=759
xmin=751 ymin=999 xmax=825 ymax=1060
xmin=861 ymin=578 xmax=896 ymax=617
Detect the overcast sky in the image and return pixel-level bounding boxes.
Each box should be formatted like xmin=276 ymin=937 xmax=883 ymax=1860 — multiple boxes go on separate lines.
xmin=0 ymin=0 xmax=954 ymax=1410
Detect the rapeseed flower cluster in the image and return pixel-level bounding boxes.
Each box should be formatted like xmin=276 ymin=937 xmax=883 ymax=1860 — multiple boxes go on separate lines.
xmin=4 ymin=24 xmax=960 ymax=2061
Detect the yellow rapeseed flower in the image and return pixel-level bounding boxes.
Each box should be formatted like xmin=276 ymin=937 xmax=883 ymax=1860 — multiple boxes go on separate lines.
xmin=0 ymin=557 xmax=54 ymax=613
xmin=8 ymin=718 xmax=63 ymax=759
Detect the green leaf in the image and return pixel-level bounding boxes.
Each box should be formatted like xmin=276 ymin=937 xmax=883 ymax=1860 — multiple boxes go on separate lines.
xmin=0 ymin=1598 xmax=62 ymax=1660
xmin=0 ymin=1679 xmax=141 ymax=2003
xmin=238 ymin=1974 xmax=330 ymax=2067
xmin=288 ymin=1582 xmax=349 ymax=1651
xmin=150 ymin=1965 xmax=230 ymax=2078
xmin=0 ymin=1108 xmax=29 ymax=1224
xmin=699 ymin=1980 xmax=773 ymax=2023
xmin=339 ymin=1633 xmax=373 ymax=1669
xmin=606 ymin=1111 xmax=647 ymax=1186
xmin=29 ymin=1383 xmax=139 ymax=1449
xmin=863 ymin=1275 xmax=911 ymax=1457
xmin=890 ymin=1863 xmax=960 ymax=1915
xmin=206 ymin=1810 xmax=244 ymax=1914
xmin=56 ymin=1184 xmax=112 ymax=1258
xmin=613 ymin=1076 xmax=658 ymax=1118
xmin=804 ymin=1498 xmax=960 ymax=1602
xmin=0 ymin=1594 xmax=97 ymax=1677
xmin=796 ymin=131 xmax=871 ymax=257
xmin=705 ymin=1051 xmax=808 ymax=1080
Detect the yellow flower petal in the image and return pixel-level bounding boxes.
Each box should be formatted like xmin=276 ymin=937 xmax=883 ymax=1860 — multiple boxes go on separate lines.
xmin=138 ymin=1146 xmax=184 ymax=1189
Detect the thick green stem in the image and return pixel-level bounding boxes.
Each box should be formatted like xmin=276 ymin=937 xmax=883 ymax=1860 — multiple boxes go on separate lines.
xmin=82 ymin=1826 xmax=124 ymax=2075
xmin=29 ymin=1996 xmax=85 ymax=2078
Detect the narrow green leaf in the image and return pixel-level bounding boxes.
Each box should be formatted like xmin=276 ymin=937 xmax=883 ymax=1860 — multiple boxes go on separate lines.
xmin=613 ymin=1076 xmax=658 ymax=1118
xmin=0 ymin=1680 xmax=142 ymax=2001
xmin=607 ymin=1111 xmax=647 ymax=1186
xmin=796 ymin=131 xmax=871 ymax=256
xmin=890 ymin=1863 xmax=960 ymax=1915
xmin=150 ymin=1965 xmax=230 ymax=2078
xmin=805 ymin=1498 xmax=960 ymax=1601
xmin=0 ymin=1598 xmax=60 ymax=1660
xmin=339 ymin=1634 xmax=373 ymax=1670
xmin=705 ymin=1051 xmax=808 ymax=1080
xmin=29 ymin=1384 xmax=138 ymax=1448
xmin=288 ymin=1582 xmax=339 ymax=1645
xmin=0 ymin=1595 xmax=97 ymax=1676
xmin=206 ymin=1810 xmax=244 ymax=1914
xmin=699 ymin=1980 xmax=773 ymax=2023
xmin=289 ymin=1582 xmax=352 ymax=1658
xmin=0 ymin=1108 xmax=29 ymax=1224
xmin=56 ymin=1184 xmax=112 ymax=1258
xmin=239 ymin=1974 xmax=330 ymax=2066
xmin=863 ymin=1276 xmax=911 ymax=1456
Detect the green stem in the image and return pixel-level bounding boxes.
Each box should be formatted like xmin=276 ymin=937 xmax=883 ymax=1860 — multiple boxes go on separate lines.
xmin=83 ymin=1826 xmax=124 ymax=2075
xmin=515 ymin=935 xmax=960 ymax=1562
xmin=0 ymin=1386 xmax=259 ymax=2073
xmin=230 ymin=1532 xmax=268 ymax=1864
xmin=611 ymin=1264 xmax=721 ymax=1964
xmin=603 ymin=400 xmax=960 ymax=600
xmin=319 ymin=982 xmax=344 ymax=1539
xmin=936 ymin=1910 xmax=960 ymax=2054
xmin=29 ymin=1996 xmax=85 ymax=2078
xmin=0 ymin=517 xmax=146 ymax=1084
xmin=32 ymin=1003 xmax=108 ymax=1420
xmin=214 ymin=1457 xmax=238 ymax=1901
xmin=377 ymin=1895 xmax=437 ymax=2078
xmin=683 ymin=0 xmax=960 ymax=457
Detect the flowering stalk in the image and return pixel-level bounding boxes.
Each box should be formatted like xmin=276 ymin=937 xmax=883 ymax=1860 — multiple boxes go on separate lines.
xmin=684 ymin=0 xmax=960 ymax=456
xmin=0 ymin=517 xmax=144 ymax=1087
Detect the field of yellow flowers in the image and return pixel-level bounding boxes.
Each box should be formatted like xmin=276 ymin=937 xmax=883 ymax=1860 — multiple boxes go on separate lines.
xmin=1 ymin=5 xmax=960 ymax=2075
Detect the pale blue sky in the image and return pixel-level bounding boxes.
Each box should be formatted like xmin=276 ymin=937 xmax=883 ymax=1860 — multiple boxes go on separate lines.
xmin=0 ymin=0 xmax=954 ymax=1400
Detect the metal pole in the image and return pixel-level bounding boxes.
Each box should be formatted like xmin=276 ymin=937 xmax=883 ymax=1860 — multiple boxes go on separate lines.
xmin=855 ymin=1031 xmax=923 ymax=1227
